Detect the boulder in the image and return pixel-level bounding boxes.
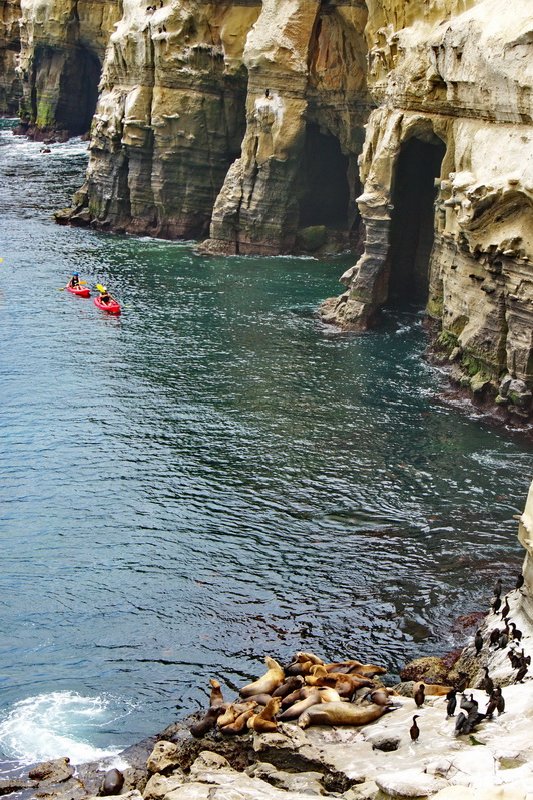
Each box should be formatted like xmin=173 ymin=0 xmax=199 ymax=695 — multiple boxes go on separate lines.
xmin=28 ymin=757 xmax=74 ymax=783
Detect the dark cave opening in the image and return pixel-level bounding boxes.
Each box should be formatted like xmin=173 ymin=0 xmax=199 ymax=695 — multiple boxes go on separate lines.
xmin=387 ymin=136 xmax=445 ymax=307
xmin=56 ymin=46 xmax=101 ymax=135
xmin=299 ymin=123 xmax=350 ymax=229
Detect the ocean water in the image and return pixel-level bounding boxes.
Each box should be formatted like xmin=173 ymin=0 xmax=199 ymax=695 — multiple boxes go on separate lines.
xmin=0 ymin=119 xmax=531 ymax=768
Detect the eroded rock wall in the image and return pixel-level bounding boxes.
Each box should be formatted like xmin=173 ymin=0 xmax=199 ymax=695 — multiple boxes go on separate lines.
xmin=17 ymin=0 xmax=122 ymax=137
xmin=320 ymin=0 xmax=533 ymax=417
xmin=203 ymin=0 xmax=369 ymax=255
xmin=0 ymin=0 xmax=22 ymax=114
xmin=64 ymin=1 xmax=259 ymax=237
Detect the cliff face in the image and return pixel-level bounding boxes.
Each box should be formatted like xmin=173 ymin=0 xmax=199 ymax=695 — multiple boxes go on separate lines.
xmin=16 ymin=0 xmax=121 ymax=136
xmin=65 ymin=1 xmax=258 ymax=237
xmin=202 ymin=0 xmax=369 ymax=255
xmin=320 ymin=0 xmax=533 ymax=418
xmin=5 ymin=0 xmax=532 ymax=414
xmin=63 ymin=0 xmax=369 ymax=248
xmin=0 ymin=0 xmax=22 ymax=114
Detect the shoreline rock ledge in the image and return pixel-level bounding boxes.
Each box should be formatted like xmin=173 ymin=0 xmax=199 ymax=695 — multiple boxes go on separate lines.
xmin=11 ymin=479 xmax=533 ymax=800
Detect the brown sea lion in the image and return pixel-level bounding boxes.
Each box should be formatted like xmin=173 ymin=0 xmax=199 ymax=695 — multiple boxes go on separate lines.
xmin=278 ymin=689 xmax=321 ymax=721
xmin=362 ymin=688 xmax=395 ymax=707
xmin=272 ymin=676 xmax=304 ymax=698
xmin=217 ymin=700 xmax=256 ymax=727
xmin=298 ymin=701 xmax=391 ymax=729
xmin=317 ymin=687 xmax=343 ymax=703
xmin=247 ymin=697 xmax=282 ymax=733
xmin=209 ymin=679 xmax=224 ymax=708
xmin=240 ymin=657 xmax=285 ymax=697
xmin=101 ymin=768 xmax=124 ymax=795
xmin=325 ymin=660 xmax=364 ymax=673
xmin=281 ymin=686 xmax=307 ymax=708
xmin=315 ymin=673 xmax=375 ymax=697
xmin=220 ymin=707 xmax=256 ymax=735
xmin=351 ymin=663 xmax=387 ymax=679
xmin=190 ymin=705 xmax=222 ymax=738
xmin=242 ymin=693 xmax=272 ymax=706
xmin=296 ymin=651 xmax=324 ymax=665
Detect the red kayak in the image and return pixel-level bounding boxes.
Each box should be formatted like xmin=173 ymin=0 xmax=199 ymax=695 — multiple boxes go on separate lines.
xmin=94 ymin=295 xmax=121 ymax=315
xmin=67 ymin=284 xmax=90 ymax=298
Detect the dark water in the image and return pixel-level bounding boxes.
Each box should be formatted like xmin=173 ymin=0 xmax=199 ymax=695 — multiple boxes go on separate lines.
xmin=0 ymin=119 xmax=531 ymax=765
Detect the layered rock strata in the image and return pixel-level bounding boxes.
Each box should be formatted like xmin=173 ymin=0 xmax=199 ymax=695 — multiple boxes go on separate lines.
xmin=202 ymin=0 xmax=369 ymax=254
xmin=0 ymin=0 xmax=22 ymax=114
xmin=17 ymin=0 xmax=122 ymax=137
xmin=63 ymin=1 xmax=259 ymax=237
xmin=61 ymin=0 xmax=369 ymax=248
xmin=320 ymin=0 xmax=533 ymax=417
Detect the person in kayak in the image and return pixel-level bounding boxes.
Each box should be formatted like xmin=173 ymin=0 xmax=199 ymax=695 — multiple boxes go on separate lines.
xmin=67 ymin=272 xmax=80 ymax=288
xmin=99 ymin=287 xmax=112 ymax=304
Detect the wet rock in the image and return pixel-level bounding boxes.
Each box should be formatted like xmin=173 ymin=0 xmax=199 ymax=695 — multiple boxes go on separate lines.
xmin=296 ymin=226 xmax=327 ymax=253
xmin=28 ymin=757 xmax=74 ymax=784
xmin=364 ymin=730 xmax=401 ymax=752
xmin=0 ymin=777 xmax=38 ymax=795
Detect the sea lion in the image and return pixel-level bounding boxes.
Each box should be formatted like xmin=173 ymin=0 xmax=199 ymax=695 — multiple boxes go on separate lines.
xmin=240 ymin=657 xmax=285 ymax=697
xmin=278 ymin=688 xmax=321 ymax=721
xmin=220 ymin=708 xmax=256 ymax=735
xmin=324 ymin=660 xmax=363 ymax=673
xmin=247 ymin=697 xmax=282 ymax=733
xmin=209 ymin=679 xmax=224 ymax=708
xmin=189 ymin=705 xmax=222 ymax=738
xmin=315 ymin=672 xmax=375 ymax=697
xmin=352 ymin=663 xmax=387 ymax=679
xmin=272 ymin=676 xmax=304 ymax=698
xmin=242 ymin=693 xmax=272 ymax=706
xmin=298 ymin=701 xmax=391 ymax=729
xmin=363 ymin=688 xmax=394 ymax=707
xmin=317 ymin=687 xmax=343 ymax=703
xmin=101 ymin=768 xmax=124 ymax=796
xmin=217 ymin=700 xmax=256 ymax=727
xmin=281 ymin=686 xmax=307 ymax=708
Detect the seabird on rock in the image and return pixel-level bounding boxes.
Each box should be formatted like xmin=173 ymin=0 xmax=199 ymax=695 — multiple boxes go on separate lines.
xmin=475 ymin=629 xmax=483 ymax=655
xmin=515 ymin=573 xmax=524 ymax=590
xmin=500 ymin=595 xmax=510 ymax=619
xmin=414 ymin=684 xmax=425 ymax=708
xmin=494 ymin=578 xmax=503 ymax=598
xmin=410 ymin=715 xmax=420 ymax=742
xmin=446 ymin=688 xmax=457 ymax=717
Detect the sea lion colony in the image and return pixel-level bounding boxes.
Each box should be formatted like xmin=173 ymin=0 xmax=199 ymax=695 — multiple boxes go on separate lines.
xmin=189 ymin=573 xmax=529 ymax=740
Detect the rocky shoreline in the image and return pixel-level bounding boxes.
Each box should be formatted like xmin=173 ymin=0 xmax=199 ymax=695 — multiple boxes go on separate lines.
xmin=5 ymin=483 xmax=532 ymax=800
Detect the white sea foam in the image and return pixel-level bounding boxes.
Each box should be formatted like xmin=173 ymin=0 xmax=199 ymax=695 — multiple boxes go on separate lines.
xmin=0 ymin=692 xmax=127 ymax=766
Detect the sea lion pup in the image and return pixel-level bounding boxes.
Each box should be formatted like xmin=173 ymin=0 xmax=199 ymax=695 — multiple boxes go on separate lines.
xmin=240 ymin=657 xmax=285 ymax=697
xmin=298 ymin=701 xmax=393 ymax=729
xmin=278 ymin=688 xmax=321 ymax=721
xmin=217 ymin=700 xmax=256 ymax=727
xmin=247 ymin=697 xmax=282 ymax=733
xmin=209 ymin=679 xmax=224 ymax=708
xmin=220 ymin=707 xmax=256 ymax=735
xmin=272 ymin=675 xmax=304 ymax=698
xmin=190 ymin=705 xmax=223 ymax=738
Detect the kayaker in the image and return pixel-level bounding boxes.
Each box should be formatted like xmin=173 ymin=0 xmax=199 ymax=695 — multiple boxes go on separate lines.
xmin=67 ymin=272 xmax=80 ymax=288
xmin=99 ymin=287 xmax=112 ymax=304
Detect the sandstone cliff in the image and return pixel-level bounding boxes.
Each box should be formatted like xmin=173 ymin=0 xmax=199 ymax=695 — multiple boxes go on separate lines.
xmin=0 ymin=0 xmax=22 ymax=114
xmin=320 ymin=0 xmax=533 ymax=419
xmin=16 ymin=0 xmax=122 ymax=137
xmin=5 ymin=0 xmax=533 ymax=416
